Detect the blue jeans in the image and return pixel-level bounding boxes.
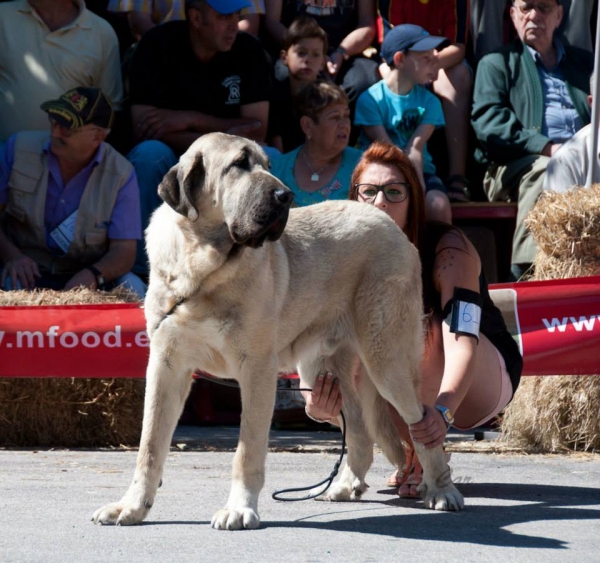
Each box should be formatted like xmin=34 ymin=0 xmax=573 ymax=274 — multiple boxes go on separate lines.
xmin=109 ymin=272 xmax=147 ymax=299
xmin=424 ymin=173 xmax=447 ymax=194
xmin=127 ymin=140 xmax=178 ymax=276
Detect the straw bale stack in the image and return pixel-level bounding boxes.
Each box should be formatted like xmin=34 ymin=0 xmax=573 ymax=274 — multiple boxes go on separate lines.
xmin=0 ymin=288 xmax=145 ymax=448
xmin=501 ymin=185 xmax=600 ymax=452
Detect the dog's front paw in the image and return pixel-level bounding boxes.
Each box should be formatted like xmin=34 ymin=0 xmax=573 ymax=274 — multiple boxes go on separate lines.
xmin=211 ymin=508 xmax=260 ymax=530
xmin=421 ymin=483 xmax=464 ymax=511
xmin=92 ymin=500 xmax=150 ymax=526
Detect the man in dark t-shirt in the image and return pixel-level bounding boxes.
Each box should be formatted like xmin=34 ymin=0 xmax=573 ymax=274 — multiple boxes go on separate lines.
xmin=130 ymin=0 xmax=271 ymax=154
xmin=127 ymin=0 xmax=271 ymax=276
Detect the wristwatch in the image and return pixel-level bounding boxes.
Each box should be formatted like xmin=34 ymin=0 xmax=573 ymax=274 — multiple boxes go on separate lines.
xmin=435 ymin=404 xmax=454 ymax=428
xmin=87 ymin=265 xmax=105 ymax=288
xmin=334 ymin=46 xmax=349 ymax=60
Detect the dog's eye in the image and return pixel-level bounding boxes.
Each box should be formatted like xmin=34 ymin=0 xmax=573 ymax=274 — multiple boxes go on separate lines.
xmin=233 ymin=151 xmax=250 ymax=170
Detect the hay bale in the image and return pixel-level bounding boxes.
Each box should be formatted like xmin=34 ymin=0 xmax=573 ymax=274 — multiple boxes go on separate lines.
xmin=0 ymin=288 xmax=145 ymax=448
xmin=501 ymin=186 xmax=600 ymax=452
xmin=0 ymin=286 xmax=141 ymax=307
xmin=501 ymin=376 xmax=600 ymax=452
xmin=525 ymin=186 xmax=600 ymax=264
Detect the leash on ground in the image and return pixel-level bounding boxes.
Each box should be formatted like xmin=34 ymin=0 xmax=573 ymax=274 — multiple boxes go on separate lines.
xmin=195 ymin=373 xmax=347 ymax=502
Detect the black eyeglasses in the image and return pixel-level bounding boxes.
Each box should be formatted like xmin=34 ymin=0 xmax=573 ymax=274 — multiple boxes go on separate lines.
xmin=355 ymin=182 xmax=410 ymax=203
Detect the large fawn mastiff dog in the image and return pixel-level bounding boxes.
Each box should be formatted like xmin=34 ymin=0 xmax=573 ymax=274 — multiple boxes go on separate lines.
xmin=92 ymin=133 xmax=463 ymax=530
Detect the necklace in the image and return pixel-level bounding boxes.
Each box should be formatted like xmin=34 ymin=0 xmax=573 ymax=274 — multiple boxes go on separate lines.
xmin=302 ymin=149 xmax=330 ymax=182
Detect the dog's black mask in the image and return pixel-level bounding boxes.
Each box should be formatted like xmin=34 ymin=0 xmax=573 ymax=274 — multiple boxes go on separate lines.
xmin=235 ymin=204 xmax=291 ymax=249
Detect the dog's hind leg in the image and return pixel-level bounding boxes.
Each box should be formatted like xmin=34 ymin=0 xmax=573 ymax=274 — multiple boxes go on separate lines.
xmin=362 ymin=350 xmax=464 ymax=511
xmin=211 ymin=359 xmax=278 ymax=530
xmin=356 ymin=278 xmax=463 ymax=511
xmin=92 ymin=339 xmax=195 ymax=525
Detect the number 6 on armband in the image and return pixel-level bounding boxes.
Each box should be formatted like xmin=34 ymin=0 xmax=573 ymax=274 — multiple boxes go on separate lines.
xmin=442 ymin=287 xmax=483 ymax=342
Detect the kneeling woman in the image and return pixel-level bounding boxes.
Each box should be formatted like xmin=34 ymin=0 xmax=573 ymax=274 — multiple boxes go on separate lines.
xmin=304 ymin=142 xmax=522 ymax=498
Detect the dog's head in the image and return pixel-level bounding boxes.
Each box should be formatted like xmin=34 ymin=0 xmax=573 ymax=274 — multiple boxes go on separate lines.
xmin=158 ymin=133 xmax=293 ymax=249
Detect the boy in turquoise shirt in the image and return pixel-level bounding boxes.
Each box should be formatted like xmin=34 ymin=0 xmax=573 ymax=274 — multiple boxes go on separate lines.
xmin=355 ymin=24 xmax=452 ymax=223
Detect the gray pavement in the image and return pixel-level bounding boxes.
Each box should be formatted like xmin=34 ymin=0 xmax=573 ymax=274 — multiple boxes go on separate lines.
xmin=1 ymin=425 xmax=599 ymax=563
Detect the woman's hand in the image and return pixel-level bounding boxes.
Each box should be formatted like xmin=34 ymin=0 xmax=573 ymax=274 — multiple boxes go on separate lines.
xmin=304 ymin=372 xmax=343 ymax=422
xmin=408 ymin=404 xmax=447 ymax=449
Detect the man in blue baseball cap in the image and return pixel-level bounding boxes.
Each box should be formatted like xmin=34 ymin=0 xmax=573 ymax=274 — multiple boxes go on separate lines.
xmin=355 ymin=24 xmax=453 ymax=224
xmin=196 ymin=0 xmax=252 ymax=14
xmin=125 ymin=0 xmax=271 ymax=276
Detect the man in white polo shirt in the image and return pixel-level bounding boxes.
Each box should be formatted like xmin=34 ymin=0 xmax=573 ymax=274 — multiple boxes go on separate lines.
xmin=0 ymin=0 xmax=123 ymax=143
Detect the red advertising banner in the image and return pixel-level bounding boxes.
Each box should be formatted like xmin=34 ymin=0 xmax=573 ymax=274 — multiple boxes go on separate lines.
xmin=491 ymin=275 xmax=600 ymax=376
xmin=0 ymin=304 xmax=148 ymax=378
xmin=0 ymin=275 xmax=598 ymax=378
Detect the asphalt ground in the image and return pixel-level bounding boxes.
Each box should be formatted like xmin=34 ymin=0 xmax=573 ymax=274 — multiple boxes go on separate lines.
xmin=1 ymin=425 xmax=599 ymax=563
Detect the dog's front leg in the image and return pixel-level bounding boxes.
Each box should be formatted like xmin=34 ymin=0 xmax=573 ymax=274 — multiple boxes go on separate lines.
xmin=92 ymin=343 xmax=194 ymax=525
xmin=211 ymin=361 xmax=278 ymax=530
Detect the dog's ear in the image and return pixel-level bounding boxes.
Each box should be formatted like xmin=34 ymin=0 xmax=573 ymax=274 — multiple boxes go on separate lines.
xmin=158 ymin=153 xmax=205 ymax=221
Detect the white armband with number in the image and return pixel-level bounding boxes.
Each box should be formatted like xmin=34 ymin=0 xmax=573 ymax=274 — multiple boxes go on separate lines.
xmin=442 ymin=287 xmax=483 ymax=342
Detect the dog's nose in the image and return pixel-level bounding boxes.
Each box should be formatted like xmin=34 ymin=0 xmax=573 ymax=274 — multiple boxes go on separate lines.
xmin=273 ymin=188 xmax=293 ymax=206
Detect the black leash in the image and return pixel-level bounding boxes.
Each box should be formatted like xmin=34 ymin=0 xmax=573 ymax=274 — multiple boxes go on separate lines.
xmin=194 ymin=373 xmax=347 ymax=502
xmin=271 ymin=405 xmax=346 ymax=502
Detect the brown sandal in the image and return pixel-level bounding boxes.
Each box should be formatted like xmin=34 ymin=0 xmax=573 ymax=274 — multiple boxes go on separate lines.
xmin=386 ymin=446 xmax=415 ymax=487
xmin=446 ymin=174 xmax=471 ymax=202
xmin=387 ymin=448 xmax=452 ymax=498
xmin=398 ymin=454 xmax=423 ymax=499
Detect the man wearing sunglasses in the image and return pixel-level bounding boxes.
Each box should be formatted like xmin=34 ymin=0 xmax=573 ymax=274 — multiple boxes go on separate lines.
xmin=0 ymin=87 xmax=146 ymax=298
xmin=472 ymin=0 xmax=592 ymax=280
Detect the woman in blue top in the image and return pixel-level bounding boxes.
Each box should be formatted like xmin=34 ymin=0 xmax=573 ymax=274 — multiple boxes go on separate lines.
xmin=270 ymin=81 xmax=362 ymax=207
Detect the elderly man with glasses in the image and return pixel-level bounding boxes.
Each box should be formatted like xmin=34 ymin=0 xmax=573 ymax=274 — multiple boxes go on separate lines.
xmin=0 ymin=87 xmax=146 ymax=298
xmin=472 ymin=0 xmax=593 ymax=280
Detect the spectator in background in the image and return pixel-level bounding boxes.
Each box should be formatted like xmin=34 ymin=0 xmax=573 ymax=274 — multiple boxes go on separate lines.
xmin=268 ymin=16 xmax=328 ymax=153
xmin=355 ymin=25 xmax=452 ymax=223
xmin=470 ymin=0 xmax=594 ymax=61
xmin=264 ymin=0 xmax=380 ymax=110
xmin=107 ymin=0 xmax=264 ymax=40
xmin=0 ymin=0 xmax=123 ymax=146
xmin=270 ymin=82 xmax=362 ymax=206
xmin=378 ymin=0 xmax=473 ymax=201
xmin=472 ymin=0 xmax=592 ymax=280
xmin=543 ymin=73 xmax=599 ymax=192
xmin=0 ymin=88 xmax=145 ymax=299
xmin=126 ymin=0 xmax=272 ymax=276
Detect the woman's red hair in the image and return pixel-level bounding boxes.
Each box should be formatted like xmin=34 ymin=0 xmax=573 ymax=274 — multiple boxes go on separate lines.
xmin=349 ymin=142 xmax=426 ymax=250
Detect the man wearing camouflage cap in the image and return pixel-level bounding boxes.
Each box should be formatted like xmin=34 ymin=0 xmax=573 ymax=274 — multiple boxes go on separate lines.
xmin=0 ymin=87 xmax=146 ymax=298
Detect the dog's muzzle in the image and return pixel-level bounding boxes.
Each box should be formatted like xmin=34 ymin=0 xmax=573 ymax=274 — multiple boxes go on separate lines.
xmin=230 ymin=188 xmax=294 ymax=249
